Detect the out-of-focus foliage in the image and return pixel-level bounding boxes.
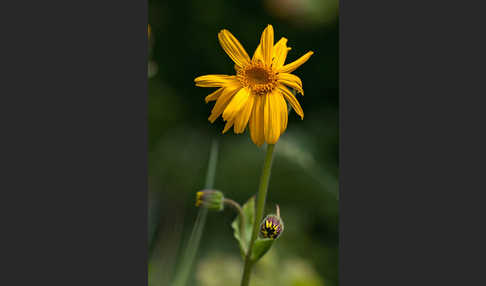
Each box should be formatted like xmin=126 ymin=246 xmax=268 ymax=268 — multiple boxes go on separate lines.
xmin=197 ymin=249 xmax=324 ymax=286
xmin=148 ymin=0 xmax=338 ymax=285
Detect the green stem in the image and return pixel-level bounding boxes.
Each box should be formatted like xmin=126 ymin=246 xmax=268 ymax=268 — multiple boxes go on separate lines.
xmin=224 ymin=198 xmax=246 ymax=242
xmin=240 ymin=143 xmax=276 ymax=286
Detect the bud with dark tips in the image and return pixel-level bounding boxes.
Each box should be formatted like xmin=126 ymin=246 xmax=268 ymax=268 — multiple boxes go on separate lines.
xmin=260 ymin=214 xmax=284 ymax=239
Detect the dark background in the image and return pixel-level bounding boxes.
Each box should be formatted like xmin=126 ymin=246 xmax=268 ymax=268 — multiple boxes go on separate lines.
xmin=148 ymin=0 xmax=339 ymax=285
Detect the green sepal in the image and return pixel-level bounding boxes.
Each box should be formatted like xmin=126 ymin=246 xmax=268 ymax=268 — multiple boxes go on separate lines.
xmin=250 ymin=238 xmax=274 ymax=262
xmin=231 ymin=196 xmax=254 ymax=258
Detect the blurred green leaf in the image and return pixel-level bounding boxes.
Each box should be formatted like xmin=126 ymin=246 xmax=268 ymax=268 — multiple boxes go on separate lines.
xmin=250 ymin=238 xmax=274 ymax=262
xmin=231 ymin=196 xmax=255 ymax=257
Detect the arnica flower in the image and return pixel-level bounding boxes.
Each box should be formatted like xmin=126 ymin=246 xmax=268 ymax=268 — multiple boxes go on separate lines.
xmin=260 ymin=214 xmax=284 ymax=239
xmin=195 ymin=25 xmax=313 ymax=146
xmin=195 ymin=190 xmax=224 ymax=211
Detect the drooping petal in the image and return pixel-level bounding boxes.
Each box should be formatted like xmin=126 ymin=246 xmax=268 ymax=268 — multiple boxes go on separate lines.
xmin=222 ymin=119 xmax=235 ymax=134
xmin=208 ymin=85 xmax=241 ymax=123
xmin=279 ymin=84 xmax=304 ymax=119
xmin=234 ymin=93 xmax=255 ymax=134
xmin=249 ymin=95 xmax=265 ymax=146
xmin=278 ymin=72 xmax=304 ymax=95
xmin=259 ymin=25 xmax=274 ymax=66
xmin=263 ymin=91 xmax=281 ymax=144
xmin=218 ymin=29 xmax=251 ymax=68
xmin=195 ymin=74 xmax=236 ymax=87
xmin=275 ymin=92 xmax=288 ymax=134
xmin=278 ymin=51 xmax=314 ymax=73
xmin=222 ymin=87 xmax=250 ymax=122
xmin=205 ymin=88 xmax=223 ymax=103
xmin=273 ymin=37 xmax=291 ymax=69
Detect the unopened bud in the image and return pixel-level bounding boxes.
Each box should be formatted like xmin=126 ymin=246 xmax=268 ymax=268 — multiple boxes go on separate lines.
xmin=195 ymin=190 xmax=224 ymax=211
xmin=260 ymin=214 xmax=284 ymax=239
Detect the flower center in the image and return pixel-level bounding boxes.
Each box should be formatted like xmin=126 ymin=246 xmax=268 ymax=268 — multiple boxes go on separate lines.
xmin=237 ymin=61 xmax=278 ymax=95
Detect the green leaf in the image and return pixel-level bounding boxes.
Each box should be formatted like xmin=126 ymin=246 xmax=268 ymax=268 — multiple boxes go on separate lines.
xmin=231 ymin=196 xmax=255 ymax=257
xmin=250 ymin=238 xmax=274 ymax=262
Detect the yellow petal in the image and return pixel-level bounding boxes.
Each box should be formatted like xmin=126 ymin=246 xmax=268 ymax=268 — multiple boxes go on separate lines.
xmin=208 ymin=86 xmax=241 ymax=123
xmin=276 ymin=92 xmax=288 ymax=134
xmin=279 ymin=84 xmax=304 ymax=119
xmin=222 ymin=119 xmax=235 ymax=133
xmin=195 ymin=74 xmax=236 ymax=87
xmin=222 ymin=87 xmax=250 ymax=122
xmin=273 ymin=37 xmax=291 ymax=69
xmin=260 ymin=25 xmax=274 ymax=66
xmin=205 ymin=88 xmax=223 ymax=103
xmin=234 ymin=93 xmax=255 ymax=134
xmin=278 ymin=72 xmax=304 ymax=95
xmin=253 ymin=37 xmax=289 ymax=65
xmin=263 ymin=91 xmax=281 ymax=144
xmin=252 ymin=43 xmax=263 ymax=62
xmin=218 ymin=29 xmax=251 ymax=68
xmin=249 ymin=95 xmax=265 ymax=146
xmin=278 ymin=51 xmax=314 ymax=73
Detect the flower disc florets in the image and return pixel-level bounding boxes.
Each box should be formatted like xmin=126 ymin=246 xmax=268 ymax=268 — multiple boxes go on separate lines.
xmin=237 ymin=61 xmax=278 ymax=96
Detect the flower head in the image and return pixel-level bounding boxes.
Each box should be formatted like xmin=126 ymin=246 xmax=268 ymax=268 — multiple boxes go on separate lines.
xmin=195 ymin=190 xmax=224 ymax=211
xmin=195 ymin=25 xmax=313 ymax=146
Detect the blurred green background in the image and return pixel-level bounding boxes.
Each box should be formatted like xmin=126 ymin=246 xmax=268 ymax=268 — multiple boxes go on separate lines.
xmin=148 ymin=0 xmax=339 ymax=285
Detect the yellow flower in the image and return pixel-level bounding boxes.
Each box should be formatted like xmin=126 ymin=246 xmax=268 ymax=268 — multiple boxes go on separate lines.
xmin=195 ymin=25 xmax=313 ymax=146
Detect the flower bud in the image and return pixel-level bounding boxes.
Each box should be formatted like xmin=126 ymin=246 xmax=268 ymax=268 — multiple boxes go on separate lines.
xmin=195 ymin=190 xmax=224 ymax=211
xmin=259 ymin=214 xmax=284 ymax=239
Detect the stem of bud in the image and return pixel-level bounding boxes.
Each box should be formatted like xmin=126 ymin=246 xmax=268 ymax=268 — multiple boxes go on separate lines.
xmin=224 ymin=198 xmax=246 ymax=241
